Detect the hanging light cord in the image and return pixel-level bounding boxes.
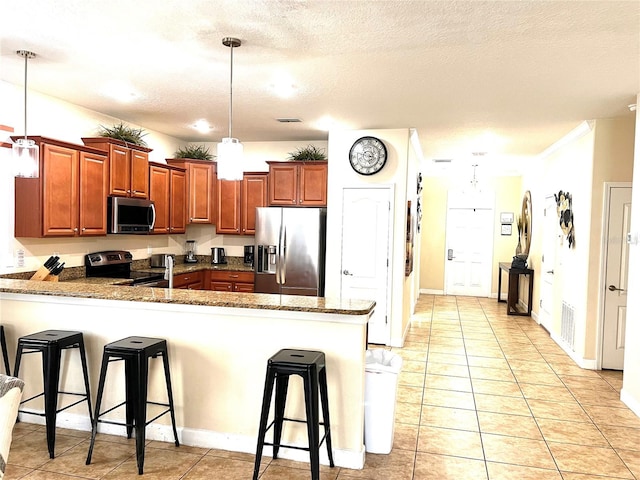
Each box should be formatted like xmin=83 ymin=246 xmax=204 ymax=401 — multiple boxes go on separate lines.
xmin=228 ymin=42 xmax=234 ymax=139
xmin=16 ymin=50 xmax=36 ymax=140
xmin=23 ymin=52 xmax=28 ymax=140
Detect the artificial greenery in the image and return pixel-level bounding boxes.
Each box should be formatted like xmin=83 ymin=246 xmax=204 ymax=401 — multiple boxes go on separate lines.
xmin=287 ymin=144 xmax=327 ymax=161
xmin=173 ymin=144 xmax=214 ymax=160
xmin=97 ymin=122 xmax=148 ymax=147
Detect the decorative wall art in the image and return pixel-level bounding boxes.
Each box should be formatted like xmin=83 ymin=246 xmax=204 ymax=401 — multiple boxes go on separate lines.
xmin=555 ymin=190 xmax=575 ymax=247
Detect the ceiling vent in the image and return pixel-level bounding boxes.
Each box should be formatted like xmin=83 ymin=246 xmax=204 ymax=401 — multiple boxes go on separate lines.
xmin=433 ymin=159 xmax=452 ymax=163
xmin=276 ymin=118 xmax=302 ymax=123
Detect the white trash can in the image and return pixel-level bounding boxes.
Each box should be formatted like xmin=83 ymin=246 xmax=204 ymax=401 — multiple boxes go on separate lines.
xmin=364 ymin=349 xmax=403 ymax=454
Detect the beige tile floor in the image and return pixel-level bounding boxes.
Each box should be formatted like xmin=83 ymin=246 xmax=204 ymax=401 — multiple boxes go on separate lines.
xmin=5 ymin=294 xmax=639 ymax=479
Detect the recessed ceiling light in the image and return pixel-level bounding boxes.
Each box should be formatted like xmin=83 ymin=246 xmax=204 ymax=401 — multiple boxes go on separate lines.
xmin=270 ymin=72 xmax=297 ymax=98
xmin=192 ymin=119 xmax=212 ymax=133
xmin=102 ymin=81 xmax=139 ymax=103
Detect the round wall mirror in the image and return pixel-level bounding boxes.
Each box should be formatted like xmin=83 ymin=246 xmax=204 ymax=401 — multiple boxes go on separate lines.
xmin=520 ymin=191 xmax=532 ymax=257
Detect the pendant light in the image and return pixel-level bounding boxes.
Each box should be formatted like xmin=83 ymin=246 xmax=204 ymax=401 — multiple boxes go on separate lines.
xmin=13 ymin=50 xmax=39 ymax=178
xmin=216 ymin=37 xmax=244 ymax=181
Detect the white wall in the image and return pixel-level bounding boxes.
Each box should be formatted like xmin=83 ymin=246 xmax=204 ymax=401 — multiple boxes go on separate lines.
xmin=325 ymin=128 xmax=420 ymax=346
xmin=622 ymin=93 xmax=640 ymax=416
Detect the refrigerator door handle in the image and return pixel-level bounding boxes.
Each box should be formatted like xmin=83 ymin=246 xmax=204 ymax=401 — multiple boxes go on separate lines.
xmin=276 ymin=224 xmax=283 ymax=284
xmin=281 ymin=226 xmax=287 ymax=284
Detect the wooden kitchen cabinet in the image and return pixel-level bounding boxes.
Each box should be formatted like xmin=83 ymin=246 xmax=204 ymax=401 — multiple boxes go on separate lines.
xmin=209 ymin=270 xmax=255 ymax=292
xmin=267 ymin=161 xmax=327 ymax=206
xmin=216 ymin=172 xmax=268 ymax=235
xmin=13 ymin=136 xmax=108 ymax=237
xmin=82 ymin=137 xmax=151 ymax=199
xmin=166 ymin=159 xmax=215 ymax=224
xmin=173 ymin=271 xmax=204 ymax=289
xmin=149 ymin=162 xmax=186 ymax=234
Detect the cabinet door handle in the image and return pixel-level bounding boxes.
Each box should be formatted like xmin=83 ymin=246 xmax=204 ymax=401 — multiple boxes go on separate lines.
xmin=82 ymin=227 xmax=86 ymax=232
xmin=229 ymin=275 xmax=239 ymax=279
xmin=74 ymin=227 xmax=78 ymax=232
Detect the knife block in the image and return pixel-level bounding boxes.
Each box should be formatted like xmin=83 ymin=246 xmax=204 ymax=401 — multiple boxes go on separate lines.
xmin=30 ymin=265 xmax=52 ymax=281
xmin=29 ymin=267 xmax=59 ymax=282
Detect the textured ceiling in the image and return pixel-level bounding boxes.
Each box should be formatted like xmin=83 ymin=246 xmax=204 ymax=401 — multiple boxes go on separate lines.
xmin=1 ymin=0 xmax=639 ymax=173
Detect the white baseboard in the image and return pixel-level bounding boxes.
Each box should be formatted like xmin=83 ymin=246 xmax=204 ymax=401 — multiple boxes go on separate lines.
xmin=620 ymin=388 xmax=640 ymax=420
xmin=549 ymin=332 xmax=597 ymax=369
xmin=18 ymin=411 xmax=365 ymax=469
xmin=420 ymin=289 xmax=443 ymax=295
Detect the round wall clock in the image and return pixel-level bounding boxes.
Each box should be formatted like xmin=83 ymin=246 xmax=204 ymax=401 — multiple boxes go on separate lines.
xmin=349 ymin=136 xmax=387 ymax=175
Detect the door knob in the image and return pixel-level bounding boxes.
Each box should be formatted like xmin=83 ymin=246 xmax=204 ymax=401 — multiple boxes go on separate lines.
xmin=342 ymin=270 xmax=353 ymax=276
xmin=608 ymin=285 xmax=626 ymax=292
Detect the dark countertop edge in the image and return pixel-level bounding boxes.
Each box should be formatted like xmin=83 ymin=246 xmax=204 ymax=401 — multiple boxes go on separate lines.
xmin=0 ymin=280 xmax=375 ymax=316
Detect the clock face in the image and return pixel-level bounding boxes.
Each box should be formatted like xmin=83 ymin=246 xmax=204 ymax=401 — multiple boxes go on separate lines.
xmin=349 ymin=136 xmax=387 ymax=175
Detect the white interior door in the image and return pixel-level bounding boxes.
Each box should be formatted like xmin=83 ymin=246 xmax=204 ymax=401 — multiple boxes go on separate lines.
xmin=539 ymin=194 xmax=559 ymax=331
xmin=444 ymin=207 xmax=493 ymax=297
xmin=341 ymin=187 xmax=392 ymax=345
xmin=602 ymin=186 xmax=632 ymax=370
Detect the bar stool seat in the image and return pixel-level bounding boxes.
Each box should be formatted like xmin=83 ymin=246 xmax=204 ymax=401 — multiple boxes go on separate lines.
xmin=253 ymin=349 xmax=334 ymax=480
xmin=86 ymin=336 xmax=179 ymax=475
xmin=13 ymin=329 xmax=93 ymax=459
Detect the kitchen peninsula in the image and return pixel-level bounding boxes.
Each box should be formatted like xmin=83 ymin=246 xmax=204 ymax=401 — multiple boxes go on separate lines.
xmin=0 ymin=279 xmax=374 ymax=469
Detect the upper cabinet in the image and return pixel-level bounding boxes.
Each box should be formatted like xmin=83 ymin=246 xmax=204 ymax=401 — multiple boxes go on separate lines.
xmin=82 ymin=138 xmax=151 ymax=199
xmin=216 ymin=172 xmax=268 ymax=235
xmin=149 ymin=162 xmax=186 ymax=234
xmin=166 ymin=159 xmax=215 ymax=224
xmin=13 ymin=136 xmax=108 ymax=237
xmin=267 ymin=161 xmax=327 ymax=207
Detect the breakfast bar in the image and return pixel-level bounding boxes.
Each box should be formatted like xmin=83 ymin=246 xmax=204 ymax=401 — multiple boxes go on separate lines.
xmin=0 ymin=279 xmax=374 ymax=469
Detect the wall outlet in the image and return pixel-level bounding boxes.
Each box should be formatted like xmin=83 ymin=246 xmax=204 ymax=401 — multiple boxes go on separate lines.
xmin=147 ymin=245 xmax=152 ymax=254
xmin=16 ymin=249 xmax=24 ymax=268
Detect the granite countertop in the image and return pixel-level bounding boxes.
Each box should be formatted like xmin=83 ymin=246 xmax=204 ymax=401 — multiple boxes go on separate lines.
xmin=0 ymin=278 xmax=375 ymax=316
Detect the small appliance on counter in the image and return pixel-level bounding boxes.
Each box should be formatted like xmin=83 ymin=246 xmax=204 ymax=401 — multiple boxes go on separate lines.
xmin=185 ymin=240 xmax=198 ymax=263
xmin=150 ymin=253 xmax=175 ymax=268
xmin=211 ymin=247 xmax=227 ymax=265
xmin=244 ymin=245 xmax=254 ymax=267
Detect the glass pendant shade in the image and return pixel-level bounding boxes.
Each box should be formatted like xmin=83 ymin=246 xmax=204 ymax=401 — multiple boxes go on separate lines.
xmin=13 ymin=138 xmax=40 ymax=178
xmin=216 ymin=137 xmax=244 ymax=181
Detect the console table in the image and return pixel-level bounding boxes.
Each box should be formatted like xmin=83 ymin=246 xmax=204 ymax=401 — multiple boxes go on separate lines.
xmin=497 ymin=262 xmax=534 ymax=316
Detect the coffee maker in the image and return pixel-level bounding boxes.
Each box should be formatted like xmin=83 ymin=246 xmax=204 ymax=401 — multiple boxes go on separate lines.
xmin=244 ymin=245 xmax=254 ymax=267
xmin=184 ymin=240 xmax=198 ymax=263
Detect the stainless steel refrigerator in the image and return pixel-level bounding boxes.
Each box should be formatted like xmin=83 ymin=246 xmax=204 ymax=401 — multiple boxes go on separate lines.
xmin=254 ymin=207 xmax=326 ymax=296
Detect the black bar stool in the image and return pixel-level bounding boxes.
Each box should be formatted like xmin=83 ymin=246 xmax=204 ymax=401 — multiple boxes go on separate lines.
xmin=253 ymin=349 xmax=334 ymax=480
xmin=86 ymin=336 xmax=179 ymax=475
xmin=1 ymin=325 xmax=10 ymax=374
xmin=13 ymin=329 xmax=93 ymax=459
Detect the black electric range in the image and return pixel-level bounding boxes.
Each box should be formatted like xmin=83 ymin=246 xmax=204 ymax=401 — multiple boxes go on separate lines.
xmin=85 ymin=250 xmax=168 ymax=287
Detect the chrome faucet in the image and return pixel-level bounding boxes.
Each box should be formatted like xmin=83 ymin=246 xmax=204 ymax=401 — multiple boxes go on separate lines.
xmin=164 ymin=254 xmax=174 ymax=289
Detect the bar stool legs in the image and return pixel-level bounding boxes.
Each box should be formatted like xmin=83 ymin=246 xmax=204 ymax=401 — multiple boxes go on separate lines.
xmin=0 ymin=325 xmax=10 ymax=374
xmin=253 ymin=349 xmax=334 ymax=480
xmin=86 ymin=336 xmax=179 ymax=475
xmin=13 ymin=330 xmax=93 ymax=459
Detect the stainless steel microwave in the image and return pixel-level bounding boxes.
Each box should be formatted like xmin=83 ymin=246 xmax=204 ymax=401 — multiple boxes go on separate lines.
xmin=107 ymin=196 xmax=155 ymax=234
